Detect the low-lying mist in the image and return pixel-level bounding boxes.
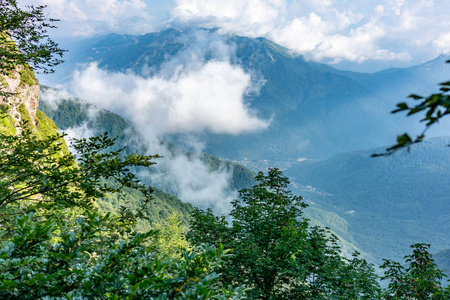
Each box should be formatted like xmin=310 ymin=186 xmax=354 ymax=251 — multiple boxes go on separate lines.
xmin=42 ymin=30 xmax=269 ymax=213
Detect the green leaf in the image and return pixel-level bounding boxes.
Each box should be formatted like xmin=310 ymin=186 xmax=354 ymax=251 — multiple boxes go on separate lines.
xmin=397 ymin=134 xmax=412 ymax=145
xmin=408 ymin=94 xmax=423 ymax=100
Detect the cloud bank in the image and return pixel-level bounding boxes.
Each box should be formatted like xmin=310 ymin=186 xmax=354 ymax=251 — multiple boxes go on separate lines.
xmin=22 ymin=0 xmax=450 ymax=69
xmin=21 ymin=0 xmax=155 ymax=36
xmin=169 ymin=0 xmax=449 ymax=65
xmin=52 ymin=31 xmax=267 ymax=213
xmin=70 ymin=61 xmax=268 ymax=136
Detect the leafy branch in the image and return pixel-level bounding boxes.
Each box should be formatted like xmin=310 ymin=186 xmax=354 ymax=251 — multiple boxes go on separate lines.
xmin=373 ymin=60 xmax=450 ymax=157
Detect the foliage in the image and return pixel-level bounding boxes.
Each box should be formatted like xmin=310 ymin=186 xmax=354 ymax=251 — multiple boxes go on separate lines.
xmin=189 ymin=168 xmax=382 ymax=299
xmin=381 ymin=243 xmax=450 ymax=299
xmin=0 ymin=119 xmax=247 ymax=298
xmin=0 ymin=212 xmax=248 ymax=299
xmin=0 ymin=125 xmax=157 ymax=224
xmin=149 ymin=212 xmax=191 ymax=260
xmin=0 ymin=0 xmax=65 ymax=74
xmin=374 ymin=60 xmax=450 ymax=156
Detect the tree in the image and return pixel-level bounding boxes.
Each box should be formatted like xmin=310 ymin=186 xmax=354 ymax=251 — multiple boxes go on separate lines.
xmin=0 ymin=124 xmax=248 ymax=298
xmin=374 ymin=61 xmax=450 ymax=156
xmin=150 ymin=212 xmax=191 ymax=260
xmin=189 ymin=168 xmax=381 ymax=299
xmin=0 ymin=212 xmax=248 ymax=299
xmin=0 ymin=0 xmax=65 ymax=100
xmin=381 ymin=243 xmax=450 ymax=299
xmin=0 ymin=124 xmax=159 ymax=237
xmin=0 ymin=0 xmax=65 ymax=74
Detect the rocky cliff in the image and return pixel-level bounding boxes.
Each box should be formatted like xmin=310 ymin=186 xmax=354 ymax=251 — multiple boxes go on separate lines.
xmin=0 ymin=64 xmax=40 ymax=134
xmin=0 ymin=64 xmax=61 ymax=139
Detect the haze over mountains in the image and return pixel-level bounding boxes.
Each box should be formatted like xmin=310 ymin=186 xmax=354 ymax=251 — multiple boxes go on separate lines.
xmin=43 ymin=28 xmax=450 ymax=160
xmin=285 ymin=137 xmax=450 ymax=262
xmin=37 ymin=28 xmax=450 ymax=265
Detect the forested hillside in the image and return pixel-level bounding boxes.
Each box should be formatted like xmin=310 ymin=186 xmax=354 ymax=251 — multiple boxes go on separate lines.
xmin=285 ymin=137 xmax=450 ymax=262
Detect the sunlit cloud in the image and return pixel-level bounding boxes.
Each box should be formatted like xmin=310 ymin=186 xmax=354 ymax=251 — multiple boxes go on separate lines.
xmin=433 ymin=33 xmax=450 ymax=55
xmin=21 ymin=0 xmax=450 ymax=70
xmin=70 ymin=61 xmax=268 ymax=136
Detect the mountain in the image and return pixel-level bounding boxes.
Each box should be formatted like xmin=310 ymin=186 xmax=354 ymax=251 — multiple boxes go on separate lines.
xmin=434 ymin=248 xmax=450 ymax=277
xmin=284 ymin=137 xmax=450 ymax=263
xmin=343 ymin=54 xmax=450 ymax=100
xmin=38 ymin=85 xmax=367 ymax=259
xmin=0 ymin=64 xmax=47 ymax=136
xmin=43 ymin=28 xmax=450 ymax=161
xmin=37 ymin=28 xmax=450 ymax=263
xmin=38 ymin=85 xmax=256 ymax=199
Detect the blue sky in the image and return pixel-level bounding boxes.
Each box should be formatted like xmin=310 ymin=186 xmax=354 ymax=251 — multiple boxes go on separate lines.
xmin=22 ymin=0 xmax=450 ymax=72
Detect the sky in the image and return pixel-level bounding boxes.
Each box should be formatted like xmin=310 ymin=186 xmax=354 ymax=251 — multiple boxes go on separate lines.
xmin=21 ymin=0 xmax=450 ymax=72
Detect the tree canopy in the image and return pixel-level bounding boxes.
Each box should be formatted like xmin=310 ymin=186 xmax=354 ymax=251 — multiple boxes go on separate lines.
xmin=189 ymin=168 xmax=382 ymax=299
xmin=0 ymin=0 xmax=65 ymax=74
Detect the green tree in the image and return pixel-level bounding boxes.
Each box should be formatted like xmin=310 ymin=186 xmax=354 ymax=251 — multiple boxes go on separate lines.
xmin=150 ymin=212 xmax=191 ymax=260
xmin=0 ymin=212 xmax=248 ymax=299
xmin=0 ymin=0 xmax=65 ymax=75
xmin=189 ymin=168 xmax=381 ymax=299
xmin=0 ymin=124 xmax=248 ymax=298
xmin=381 ymin=243 xmax=450 ymax=299
xmin=0 ymin=125 xmax=158 ymax=239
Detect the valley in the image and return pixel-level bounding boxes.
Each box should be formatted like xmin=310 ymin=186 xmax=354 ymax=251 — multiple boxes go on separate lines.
xmin=2 ymin=1 xmax=450 ymax=298
xmin=38 ymin=28 xmax=450 ymax=265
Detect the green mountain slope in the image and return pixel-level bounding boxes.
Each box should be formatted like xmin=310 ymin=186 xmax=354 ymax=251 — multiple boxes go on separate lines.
xmin=285 ymin=137 xmax=450 ymax=263
xmin=435 ymin=248 xmax=450 ymax=277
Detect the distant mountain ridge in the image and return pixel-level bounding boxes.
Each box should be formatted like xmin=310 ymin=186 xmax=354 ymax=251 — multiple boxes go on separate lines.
xmin=47 ymin=28 xmax=450 ymax=161
xmin=285 ymin=137 xmax=450 ymax=263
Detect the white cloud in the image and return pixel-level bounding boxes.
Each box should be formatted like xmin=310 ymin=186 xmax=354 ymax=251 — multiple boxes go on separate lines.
xmin=171 ymin=0 xmax=406 ymax=63
xmin=64 ymin=123 xmax=95 ymax=143
xmin=70 ymin=61 xmax=268 ymax=136
xmin=40 ymin=88 xmax=75 ymax=111
xmin=21 ymin=0 xmax=153 ymax=36
xmin=272 ymin=14 xmax=325 ymax=53
xmin=171 ymin=0 xmax=285 ymax=37
xmin=146 ymin=152 xmax=237 ymax=214
xmin=22 ymin=0 xmax=450 ymax=71
xmin=169 ymin=0 xmax=450 ymax=65
xmin=63 ymin=32 xmax=269 ymax=212
xmin=310 ymin=22 xmax=411 ymax=63
xmin=433 ymin=33 xmax=450 ymax=54
xmin=69 ymin=30 xmax=268 ymax=136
